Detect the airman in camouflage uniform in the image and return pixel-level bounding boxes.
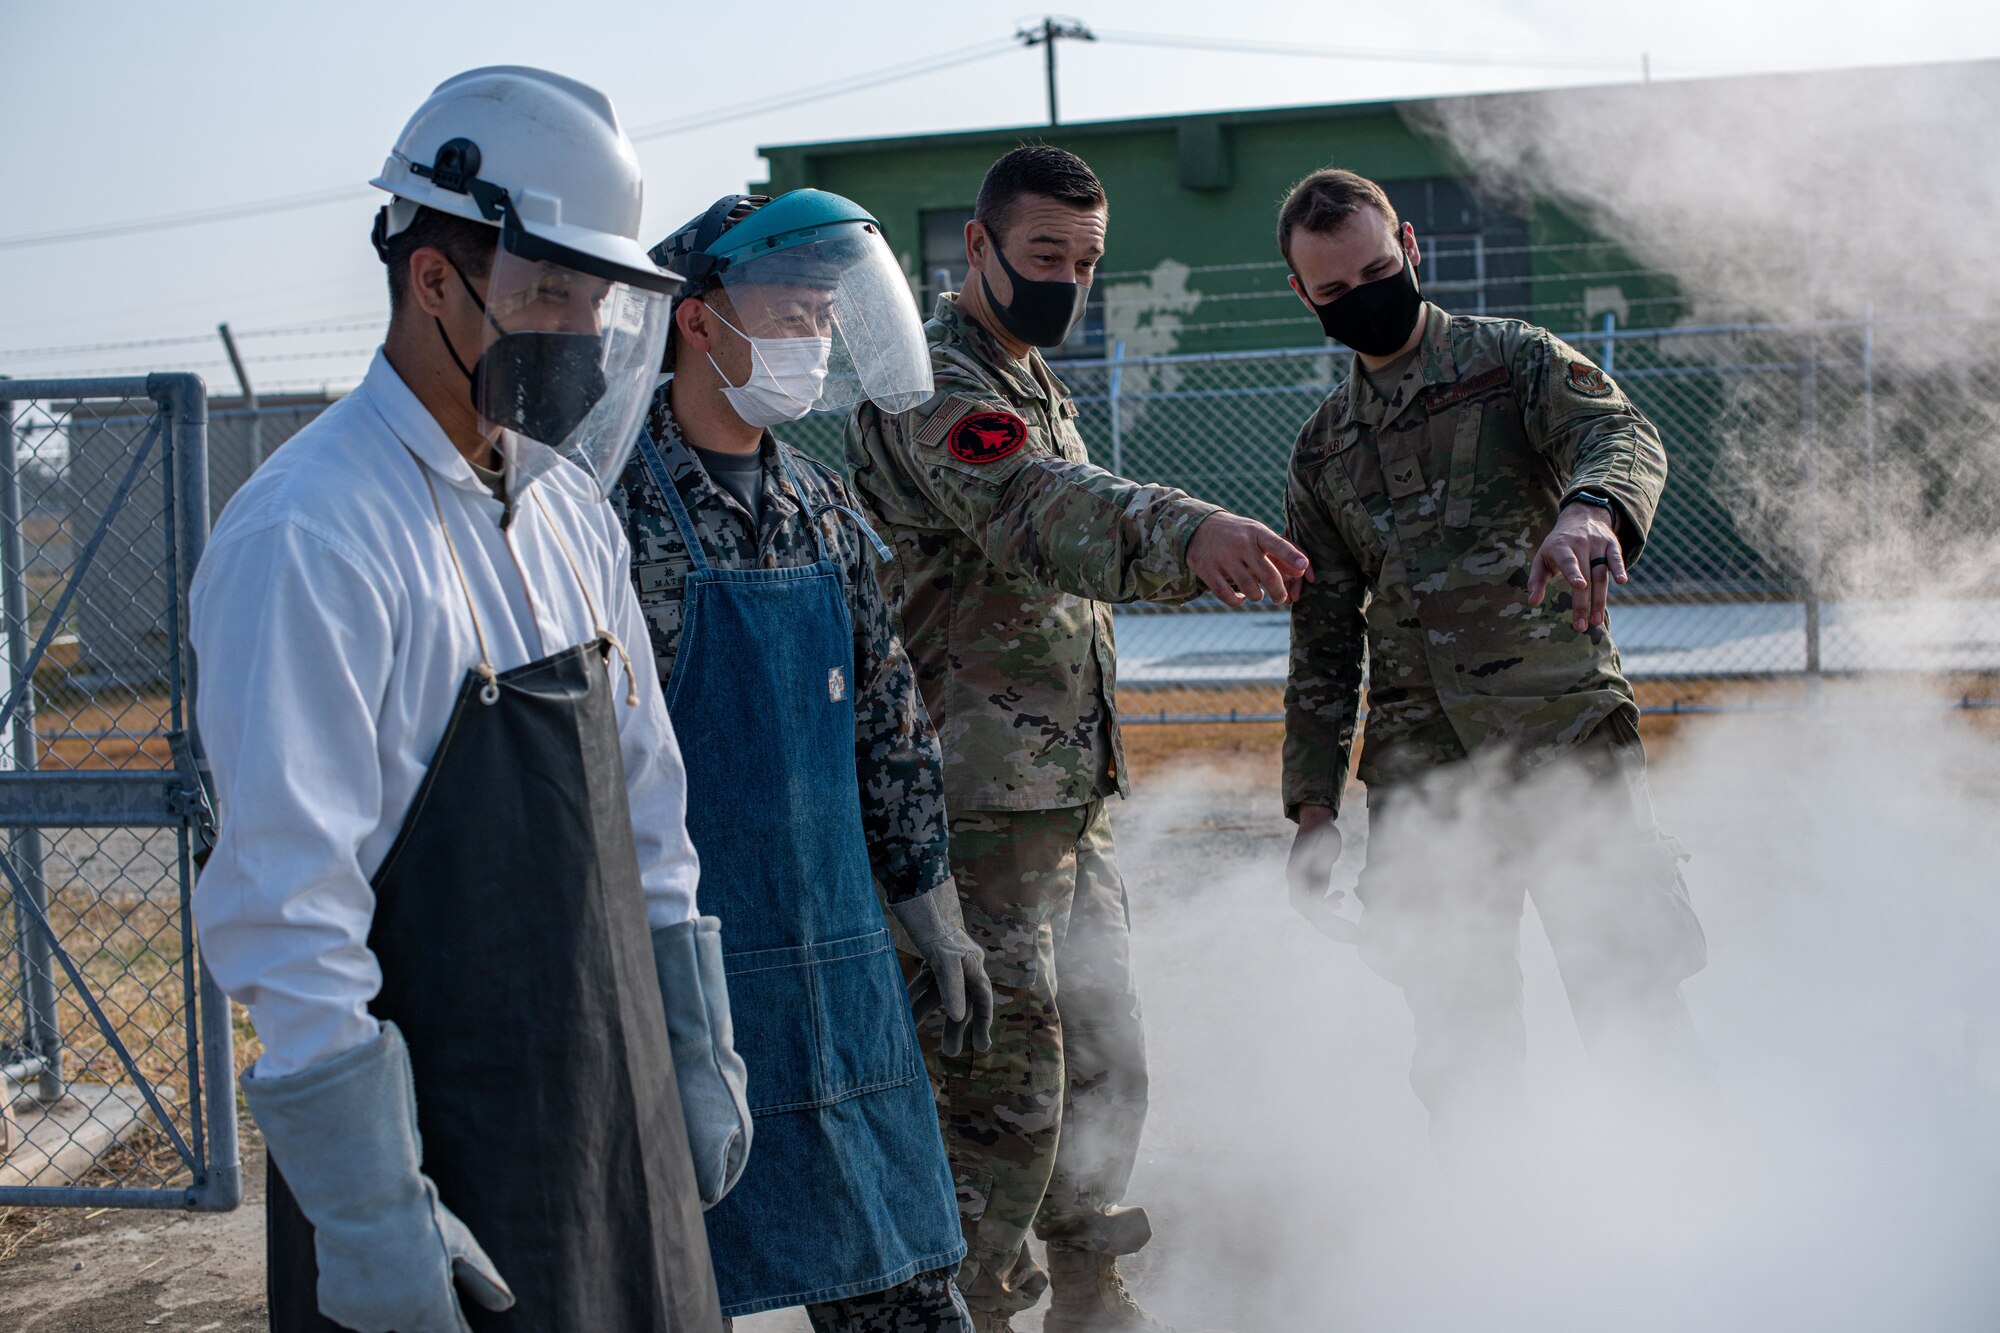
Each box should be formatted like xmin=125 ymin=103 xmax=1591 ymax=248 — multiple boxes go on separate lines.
xmin=848 ymin=147 xmax=1303 ymax=1333
xmin=846 ymin=290 xmax=1204 ymax=1326
xmin=1279 ymin=168 xmax=1708 ymax=1143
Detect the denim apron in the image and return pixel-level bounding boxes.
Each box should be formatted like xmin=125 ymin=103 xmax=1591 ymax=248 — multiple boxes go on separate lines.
xmin=643 ymin=435 xmax=964 ymax=1317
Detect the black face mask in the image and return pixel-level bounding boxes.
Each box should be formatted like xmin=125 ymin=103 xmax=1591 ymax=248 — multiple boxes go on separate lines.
xmin=1308 ymin=249 xmax=1423 ymax=357
xmin=981 ymin=241 xmax=1089 ymax=349
xmin=437 ymin=264 xmax=609 ymax=446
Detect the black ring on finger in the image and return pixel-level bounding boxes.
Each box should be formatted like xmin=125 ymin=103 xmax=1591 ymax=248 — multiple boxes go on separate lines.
xmin=1589 ymin=555 xmax=1610 ymax=569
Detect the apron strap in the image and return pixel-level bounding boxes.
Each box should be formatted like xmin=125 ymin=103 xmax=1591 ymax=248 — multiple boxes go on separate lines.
xmin=775 ymin=450 xmax=893 ymax=564
xmin=638 ymin=431 xmax=712 ymax=573
xmin=417 ymin=467 xmax=502 ymax=707
xmin=527 ymin=487 xmax=643 ymax=708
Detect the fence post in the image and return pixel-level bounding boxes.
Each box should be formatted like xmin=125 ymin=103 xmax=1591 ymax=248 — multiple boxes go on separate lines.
xmin=1861 ymin=300 xmax=1877 ymax=557
xmin=1108 ymin=338 xmax=1126 ymax=476
xmin=158 ymin=372 xmax=240 ymax=1210
xmin=217 ymin=323 xmax=263 ymax=470
xmin=0 ymin=395 xmax=64 ymax=1102
xmin=1600 ymin=310 xmax=1617 ymax=373
xmin=1799 ymin=332 xmax=1823 ymax=677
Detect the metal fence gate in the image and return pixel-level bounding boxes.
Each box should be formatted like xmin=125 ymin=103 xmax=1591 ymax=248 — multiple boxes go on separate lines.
xmin=0 ymin=375 xmax=239 ymax=1210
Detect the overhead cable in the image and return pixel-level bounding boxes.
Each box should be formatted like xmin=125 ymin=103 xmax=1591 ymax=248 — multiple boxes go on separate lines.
xmin=0 ymin=39 xmax=1022 ymax=252
xmin=1093 ymin=29 xmax=1722 ymax=75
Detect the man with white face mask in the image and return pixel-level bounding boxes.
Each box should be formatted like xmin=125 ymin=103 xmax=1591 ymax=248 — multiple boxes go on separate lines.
xmin=612 ymin=189 xmax=990 ymax=1330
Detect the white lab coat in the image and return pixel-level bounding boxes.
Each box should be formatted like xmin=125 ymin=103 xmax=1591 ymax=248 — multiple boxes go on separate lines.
xmin=191 ymin=350 xmax=700 ymax=1078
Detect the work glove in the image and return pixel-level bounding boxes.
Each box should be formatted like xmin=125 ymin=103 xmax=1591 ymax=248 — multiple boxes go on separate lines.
xmin=652 ymin=914 xmax=753 ymax=1208
xmin=892 ymin=879 xmax=995 ymax=1058
xmin=240 ymin=1023 xmax=514 ymax=1333
xmin=1286 ymin=818 xmax=1359 ymax=944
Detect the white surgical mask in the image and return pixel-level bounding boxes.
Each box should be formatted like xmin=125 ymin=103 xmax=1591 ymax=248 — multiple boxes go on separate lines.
xmin=706 ymin=311 xmax=831 ymax=427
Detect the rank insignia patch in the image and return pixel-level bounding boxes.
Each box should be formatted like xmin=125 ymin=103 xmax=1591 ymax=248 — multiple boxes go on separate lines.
xmin=948 ymin=411 xmax=1029 ymax=464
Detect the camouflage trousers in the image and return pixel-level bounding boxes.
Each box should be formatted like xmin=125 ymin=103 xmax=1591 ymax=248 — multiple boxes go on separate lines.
xmin=720 ymin=1267 xmax=970 ymax=1332
xmin=918 ymin=799 xmax=1149 ymax=1318
xmin=1354 ymin=712 xmax=1711 ymax=1138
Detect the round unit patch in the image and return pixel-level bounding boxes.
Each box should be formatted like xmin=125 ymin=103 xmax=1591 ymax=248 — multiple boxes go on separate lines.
xmin=948 ymin=411 xmax=1029 ymax=464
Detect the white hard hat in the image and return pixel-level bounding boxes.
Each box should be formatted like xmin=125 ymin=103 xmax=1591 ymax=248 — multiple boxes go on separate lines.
xmin=371 ymin=65 xmax=677 ymax=293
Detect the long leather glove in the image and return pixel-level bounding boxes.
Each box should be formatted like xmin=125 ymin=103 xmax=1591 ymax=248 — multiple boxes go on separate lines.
xmin=652 ymin=914 xmax=753 ymax=1208
xmin=892 ymin=878 xmax=995 ymax=1058
xmin=240 ymin=1023 xmax=514 ymax=1333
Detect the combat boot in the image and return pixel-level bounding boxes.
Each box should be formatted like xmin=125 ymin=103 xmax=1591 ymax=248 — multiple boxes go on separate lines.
xmin=1042 ymin=1244 xmax=1177 ymax=1333
xmin=969 ymin=1312 xmax=1018 ymax=1333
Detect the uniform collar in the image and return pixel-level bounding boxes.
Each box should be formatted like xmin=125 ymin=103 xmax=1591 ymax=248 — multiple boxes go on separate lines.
xmin=932 ymin=293 xmax=1050 ymax=405
xmin=1334 ymin=302 xmax=1459 ymax=433
xmin=357 ymin=348 xmax=559 ymax=509
xmin=644 ymin=385 xmax=802 ymax=532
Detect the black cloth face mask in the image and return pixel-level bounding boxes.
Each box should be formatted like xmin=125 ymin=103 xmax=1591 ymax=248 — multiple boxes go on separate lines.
xmin=981 ymin=241 xmax=1089 ymax=349
xmin=1309 ymin=249 xmax=1423 ymax=357
xmin=437 ymin=263 xmax=609 ymax=447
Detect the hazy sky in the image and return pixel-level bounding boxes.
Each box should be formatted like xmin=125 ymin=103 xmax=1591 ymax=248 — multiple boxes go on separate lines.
xmin=4 ymin=0 xmax=1996 ymax=391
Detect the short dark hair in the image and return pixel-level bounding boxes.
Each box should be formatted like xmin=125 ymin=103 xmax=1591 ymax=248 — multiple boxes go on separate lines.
xmin=1276 ymin=168 xmax=1401 ymax=267
xmin=662 ymin=286 xmax=738 ymax=374
xmin=973 ymin=145 xmax=1106 ymax=242
xmin=382 ymin=205 xmax=498 ymax=315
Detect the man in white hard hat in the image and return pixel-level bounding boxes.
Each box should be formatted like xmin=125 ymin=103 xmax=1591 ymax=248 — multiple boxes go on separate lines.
xmin=191 ymin=67 xmax=745 ymax=1332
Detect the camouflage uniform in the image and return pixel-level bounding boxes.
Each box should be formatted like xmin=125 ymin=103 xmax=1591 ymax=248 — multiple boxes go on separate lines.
xmin=847 ymin=295 xmax=1217 ymax=1316
xmin=802 ymin=1268 xmax=971 ymax=1331
xmin=613 ymin=388 xmax=950 ymax=905
xmin=1283 ymin=303 xmax=1708 ymax=1126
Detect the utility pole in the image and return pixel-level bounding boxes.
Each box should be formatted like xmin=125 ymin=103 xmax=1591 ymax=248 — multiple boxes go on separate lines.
xmin=1017 ymin=17 xmax=1096 ymax=126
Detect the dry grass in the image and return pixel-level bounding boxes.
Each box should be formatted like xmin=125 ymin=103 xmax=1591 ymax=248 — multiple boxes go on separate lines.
xmin=0 ymin=883 xmax=250 ymax=1200
xmin=0 ymin=873 xmax=263 ymax=1263
xmin=35 ymin=691 xmax=176 ymax=771
xmin=1118 ymin=673 xmax=2000 ymax=784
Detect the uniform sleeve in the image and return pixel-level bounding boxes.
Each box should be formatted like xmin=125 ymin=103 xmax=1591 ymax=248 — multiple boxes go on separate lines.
xmin=1281 ymin=448 xmax=1368 ymax=821
xmin=189 ymin=521 xmax=392 ymax=1079
xmin=827 ymin=472 xmax=952 ymax=905
xmin=602 ymin=517 xmax=703 ymax=930
xmin=1511 ymin=328 xmax=1669 ymax=560
xmin=874 ymin=388 xmax=1222 ymax=604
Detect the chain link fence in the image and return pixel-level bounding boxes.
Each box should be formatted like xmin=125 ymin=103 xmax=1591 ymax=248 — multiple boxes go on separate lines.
xmin=2 ymin=317 xmax=1976 ymax=1205
xmin=0 ymin=375 xmax=239 ymax=1210
xmin=793 ymin=311 xmax=2000 ymax=720
xmin=160 ymin=312 xmax=2000 ymax=730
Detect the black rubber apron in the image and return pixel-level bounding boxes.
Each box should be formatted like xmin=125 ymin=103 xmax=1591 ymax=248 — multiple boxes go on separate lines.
xmin=265 ymin=477 xmax=723 ymax=1332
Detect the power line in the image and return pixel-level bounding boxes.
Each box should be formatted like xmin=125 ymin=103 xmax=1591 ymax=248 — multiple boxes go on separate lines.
xmin=629 ymin=37 xmax=1019 ymax=141
xmin=0 ymin=186 xmax=374 ymax=253
xmin=0 ymin=39 xmax=1023 ymax=254
xmin=0 ymin=313 xmax=384 ymax=362
xmin=1093 ymin=29 xmax=1713 ymax=75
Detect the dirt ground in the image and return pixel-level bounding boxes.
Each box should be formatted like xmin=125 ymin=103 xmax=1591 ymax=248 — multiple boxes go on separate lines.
xmin=0 ymin=1139 xmax=270 ymax=1332
xmin=0 ymin=699 xmax=1982 ymax=1328
xmin=0 ymin=739 xmax=1299 ymax=1332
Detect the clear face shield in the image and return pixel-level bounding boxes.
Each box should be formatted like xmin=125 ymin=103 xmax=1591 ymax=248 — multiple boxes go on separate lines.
xmin=469 ymin=211 xmax=679 ymax=493
xmin=710 ymin=220 xmax=932 ymax=418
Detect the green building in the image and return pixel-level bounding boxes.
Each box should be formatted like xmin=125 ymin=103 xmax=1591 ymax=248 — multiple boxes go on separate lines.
xmin=757 ymin=89 xmax=1682 ymax=360
xmin=754 ymin=67 xmax=1980 ymax=604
